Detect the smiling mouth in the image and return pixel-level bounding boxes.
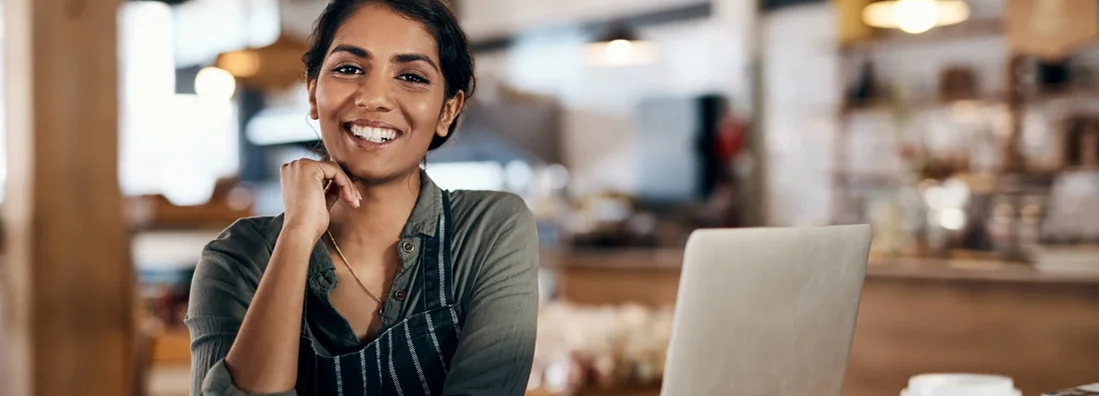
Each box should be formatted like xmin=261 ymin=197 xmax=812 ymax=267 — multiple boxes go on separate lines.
xmin=343 ymin=122 xmax=403 ymax=144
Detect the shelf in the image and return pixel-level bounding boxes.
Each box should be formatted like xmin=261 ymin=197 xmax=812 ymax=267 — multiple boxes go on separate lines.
xmin=839 ymin=86 xmax=1099 ymax=122
xmin=840 ymin=96 xmax=1005 ymax=117
xmin=833 ymin=172 xmax=908 ymax=188
xmin=839 ymin=19 xmax=1003 ymax=55
xmin=1021 ymin=89 xmax=1099 ymax=105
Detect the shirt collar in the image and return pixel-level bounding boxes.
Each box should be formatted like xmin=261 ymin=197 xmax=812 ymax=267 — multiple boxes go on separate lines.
xmin=293 ymin=169 xmax=443 ymax=294
xmin=401 ymin=169 xmax=442 ymax=238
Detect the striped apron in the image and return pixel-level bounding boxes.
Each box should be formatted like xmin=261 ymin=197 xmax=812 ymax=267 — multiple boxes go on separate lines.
xmin=297 ymin=191 xmax=462 ymax=396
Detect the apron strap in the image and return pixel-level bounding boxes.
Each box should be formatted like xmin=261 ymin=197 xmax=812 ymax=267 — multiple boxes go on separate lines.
xmin=422 ymin=190 xmax=456 ymax=311
xmin=298 ymin=292 xmax=318 ymax=395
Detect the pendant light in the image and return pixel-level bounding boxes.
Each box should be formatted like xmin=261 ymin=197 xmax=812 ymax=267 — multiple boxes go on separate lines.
xmin=214 ymin=34 xmax=309 ymax=90
xmin=862 ymin=0 xmax=971 ymax=34
xmin=585 ymin=23 xmax=658 ymax=67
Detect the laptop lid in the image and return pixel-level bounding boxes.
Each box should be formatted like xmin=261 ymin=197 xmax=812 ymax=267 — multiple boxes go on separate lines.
xmin=661 ymin=225 xmax=872 ymax=396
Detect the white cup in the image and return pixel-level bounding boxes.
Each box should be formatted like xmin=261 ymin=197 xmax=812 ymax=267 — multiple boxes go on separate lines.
xmin=901 ymin=373 xmax=1020 ymax=396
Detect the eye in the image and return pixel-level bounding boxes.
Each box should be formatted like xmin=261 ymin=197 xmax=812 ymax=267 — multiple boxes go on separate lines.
xmin=397 ymin=73 xmax=429 ymax=84
xmin=332 ymin=65 xmax=363 ymax=75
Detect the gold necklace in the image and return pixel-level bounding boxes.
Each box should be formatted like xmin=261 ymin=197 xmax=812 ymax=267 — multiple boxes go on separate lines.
xmin=326 ymin=230 xmax=386 ymax=313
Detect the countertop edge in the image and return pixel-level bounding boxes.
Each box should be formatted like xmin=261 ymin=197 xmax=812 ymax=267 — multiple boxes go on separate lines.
xmin=540 ymin=249 xmax=1099 ymax=285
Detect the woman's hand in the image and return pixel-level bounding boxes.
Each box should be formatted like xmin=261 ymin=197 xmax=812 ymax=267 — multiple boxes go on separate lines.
xmin=218 ymin=158 xmax=356 ymax=393
xmin=279 ymin=158 xmax=361 ymax=242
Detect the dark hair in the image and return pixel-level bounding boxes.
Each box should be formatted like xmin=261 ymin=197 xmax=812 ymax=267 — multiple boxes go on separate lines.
xmin=303 ymin=0 xmax=475 ymax=150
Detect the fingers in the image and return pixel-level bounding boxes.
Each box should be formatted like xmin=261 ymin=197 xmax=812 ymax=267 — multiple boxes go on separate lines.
xmin=315 ymin=161 xmax=361 ymax=208
xmin=284 ymin=159 xmax=361 ymax=208
xmin=324 ymin=179 xmax=342 ymax=210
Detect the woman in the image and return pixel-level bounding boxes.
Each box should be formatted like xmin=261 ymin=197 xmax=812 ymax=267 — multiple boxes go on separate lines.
xmin=185 ymin=1 xmax=539 ymax=395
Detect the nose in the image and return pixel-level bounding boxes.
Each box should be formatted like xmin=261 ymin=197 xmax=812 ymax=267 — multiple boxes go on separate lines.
xmin=354 ymin=70 xmax=395 ymax=111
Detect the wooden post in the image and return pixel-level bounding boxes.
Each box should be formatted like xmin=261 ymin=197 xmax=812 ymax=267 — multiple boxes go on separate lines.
xmin=2 ymin=0 xmax=134 ymax=395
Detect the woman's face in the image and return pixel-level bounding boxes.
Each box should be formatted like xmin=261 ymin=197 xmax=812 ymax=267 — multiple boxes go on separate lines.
xmin=308 ymin=4 xmax=464 ymax=183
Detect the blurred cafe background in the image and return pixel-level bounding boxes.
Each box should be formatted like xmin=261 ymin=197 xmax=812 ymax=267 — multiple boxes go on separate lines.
xmin=3 ymin=0 xmax=1099 ymax=395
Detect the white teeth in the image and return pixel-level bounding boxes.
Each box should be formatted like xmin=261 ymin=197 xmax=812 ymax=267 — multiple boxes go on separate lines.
xmin=349 ymin=125 xmax=398 ymax=143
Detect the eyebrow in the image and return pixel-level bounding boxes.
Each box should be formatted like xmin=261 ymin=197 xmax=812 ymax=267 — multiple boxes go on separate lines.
xmin=330 ymin=44 xmax=368 ymax=58
xmin=329 ymin=44 xmax=440 ymax=73
xmin=393 ymin=53 xmax=440 ymax=73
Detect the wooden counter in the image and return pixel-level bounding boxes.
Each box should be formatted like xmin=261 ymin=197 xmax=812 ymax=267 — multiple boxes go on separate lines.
xmin=847 ymin=264 xmax=1099 ymax=396
xmin=543 ymin=249 xmax=1099 ymax=396
xmin=542 ymin=249 xmax=684 ymax=307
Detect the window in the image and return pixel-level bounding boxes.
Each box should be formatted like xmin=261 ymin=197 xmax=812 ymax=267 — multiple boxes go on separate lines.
xmin=119 ymin=2 xmax=239 ymax=205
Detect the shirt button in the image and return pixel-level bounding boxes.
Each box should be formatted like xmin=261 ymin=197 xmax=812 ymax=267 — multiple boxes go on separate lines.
xmin=400 ymin=240 xmax=415 ymax=254
xmin=394 ymin=289 xmax=407 ymax=301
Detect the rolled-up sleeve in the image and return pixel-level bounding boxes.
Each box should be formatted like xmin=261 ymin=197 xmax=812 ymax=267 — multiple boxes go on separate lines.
xmin=442 ymin=197 xmax=540 ymax=396
xmin=185 ymin=224 xmax=297 ymax=396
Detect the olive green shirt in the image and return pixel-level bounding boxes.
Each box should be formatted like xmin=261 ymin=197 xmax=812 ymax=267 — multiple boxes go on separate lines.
xmin=185 ymin=174 xmax=539 ymax=396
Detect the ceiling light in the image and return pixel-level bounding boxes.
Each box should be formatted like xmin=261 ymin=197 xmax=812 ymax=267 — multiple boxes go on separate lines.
xmin=863 ymin=0 xmax=970 ymax=34
xmin=194 ymin=67 xmax=237 ymax=101
xmin=217 ymin=50 xmax=262 ymax=78
xmin=585 ymin=23 xmax=658 ymax=67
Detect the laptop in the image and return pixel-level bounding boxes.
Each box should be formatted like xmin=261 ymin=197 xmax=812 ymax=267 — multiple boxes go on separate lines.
xmin=661 ymin=225 xmax=872 ymax=396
